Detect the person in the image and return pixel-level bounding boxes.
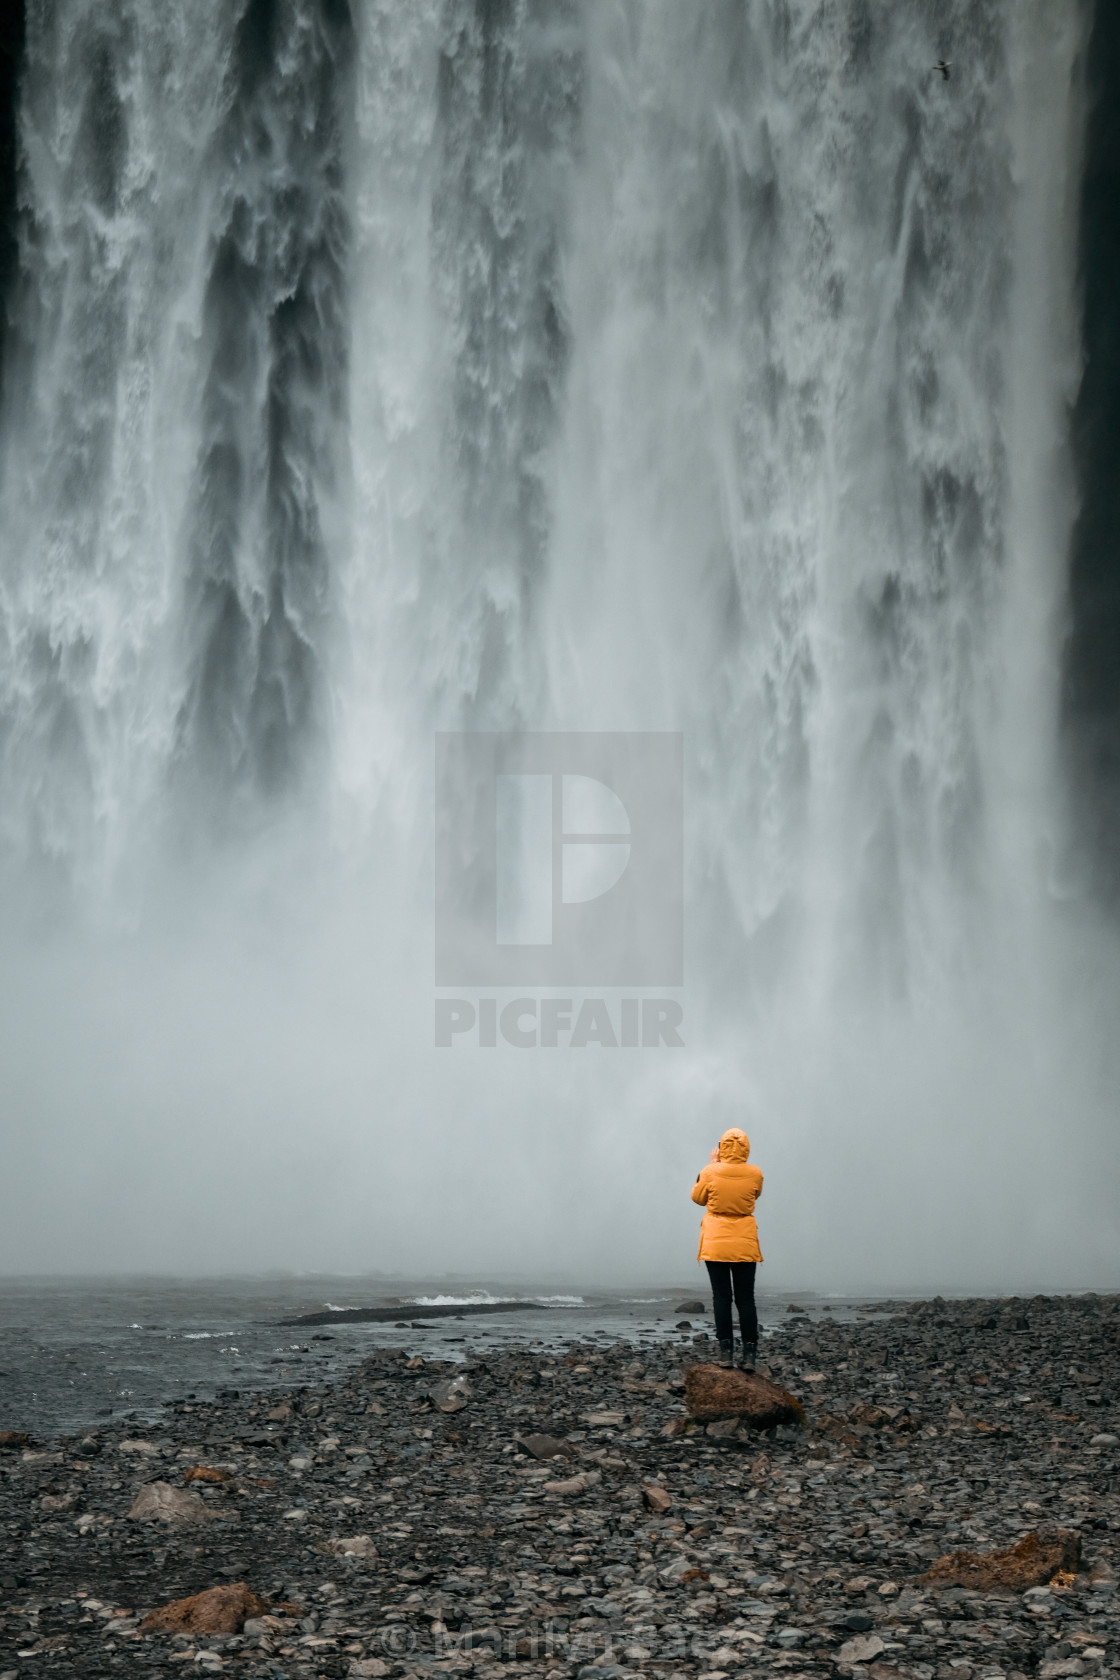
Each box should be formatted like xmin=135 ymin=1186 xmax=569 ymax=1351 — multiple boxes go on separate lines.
xmin=691 ymin=1128 xmax=763 ymax=1371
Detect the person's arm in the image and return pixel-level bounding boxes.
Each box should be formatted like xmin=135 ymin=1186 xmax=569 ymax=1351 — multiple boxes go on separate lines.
xmin=691 ymin=1167 xmax=711 ymax=1207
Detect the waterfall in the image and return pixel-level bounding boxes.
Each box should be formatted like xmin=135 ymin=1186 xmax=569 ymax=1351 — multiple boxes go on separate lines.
xmin=0 ymin=0 xmax=1114 ymax=1287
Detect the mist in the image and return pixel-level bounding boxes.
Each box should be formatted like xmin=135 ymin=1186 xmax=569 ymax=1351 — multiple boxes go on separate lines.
xmin=0 ymin=0 xmax=1117 ymax=1295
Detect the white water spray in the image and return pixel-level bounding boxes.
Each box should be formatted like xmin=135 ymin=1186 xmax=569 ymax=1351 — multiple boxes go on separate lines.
xmin=0 ymin=0 xmax=1114 ymax=1290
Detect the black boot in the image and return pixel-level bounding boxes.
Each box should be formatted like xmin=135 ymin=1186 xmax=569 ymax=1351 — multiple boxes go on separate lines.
xmin=738 ymin=1342 xmax=756 ymax=1373
xmin=718 ymin=1338 xmax=734 ymax=1368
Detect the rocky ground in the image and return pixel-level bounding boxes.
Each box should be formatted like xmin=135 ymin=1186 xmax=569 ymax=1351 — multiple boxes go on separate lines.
xmin=0 ymin=1293 xmax=1117 ymax=1680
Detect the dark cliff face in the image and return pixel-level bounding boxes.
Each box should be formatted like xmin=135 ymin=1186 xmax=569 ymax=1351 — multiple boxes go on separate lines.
xmin=1067 ymin=0 xmax=1120 ymax=899
xmin=0 ymin=0 xmax=24 ymax=346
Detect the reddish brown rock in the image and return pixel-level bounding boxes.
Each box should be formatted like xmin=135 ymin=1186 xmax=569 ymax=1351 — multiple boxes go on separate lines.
xmin=849 ymin=1402 xmax=892 ymax=1429
xmin=921 ymin=1529 xmax=1082 ymax=1592
xmin=815 ymin=1412 xmax=863 ymax=1450
xmin=182 ymin=1466 xmax=230 ymax=1484
xmin=684 ymin=1363 xmax=804 ymax=1428
xmin=0 ymin=1431 xmax=30 ymax=1451
xmin=641 ymin=1482 xmax=672 ymax=1513
xmin=139 ymin=1582 xmax=270 ymax=1634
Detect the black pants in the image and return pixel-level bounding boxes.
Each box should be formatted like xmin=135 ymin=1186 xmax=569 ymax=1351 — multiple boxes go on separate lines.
xmin=705 ymin=1260 xmax=758 ymax=1348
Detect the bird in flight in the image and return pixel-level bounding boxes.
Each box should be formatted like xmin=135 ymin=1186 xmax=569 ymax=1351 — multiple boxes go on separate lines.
xmin=933 ymin=60 xmax=951 ymax=80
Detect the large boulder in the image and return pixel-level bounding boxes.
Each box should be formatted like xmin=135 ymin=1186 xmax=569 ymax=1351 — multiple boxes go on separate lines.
xmin=139 ymin=1583 xmax=269 ymax=1634
xmin=684 ymin=1364 xmax=804 ymax=1428
xmin=921 ymin=1529 xmax=1082 ymax=1592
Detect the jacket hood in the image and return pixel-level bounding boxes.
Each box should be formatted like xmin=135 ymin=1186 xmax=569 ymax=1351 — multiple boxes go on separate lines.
xmin=718 ymin=1128 xmax=750 ymax=1163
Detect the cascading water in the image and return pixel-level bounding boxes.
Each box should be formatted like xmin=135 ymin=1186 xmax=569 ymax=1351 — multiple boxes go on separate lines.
xmin=0 ymin=0 xmax=1114 ymax=1288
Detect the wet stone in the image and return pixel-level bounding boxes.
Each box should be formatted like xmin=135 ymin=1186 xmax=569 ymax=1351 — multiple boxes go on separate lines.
xmin=0 ymin=1291 xmax=1117 ymax=1680
xmin=520 ymin=1433 xmax=577 ymax=1461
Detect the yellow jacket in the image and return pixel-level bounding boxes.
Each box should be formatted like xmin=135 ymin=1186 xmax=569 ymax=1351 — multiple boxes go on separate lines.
xmin=691 ymin=1128 xmax=763 ymax=1263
